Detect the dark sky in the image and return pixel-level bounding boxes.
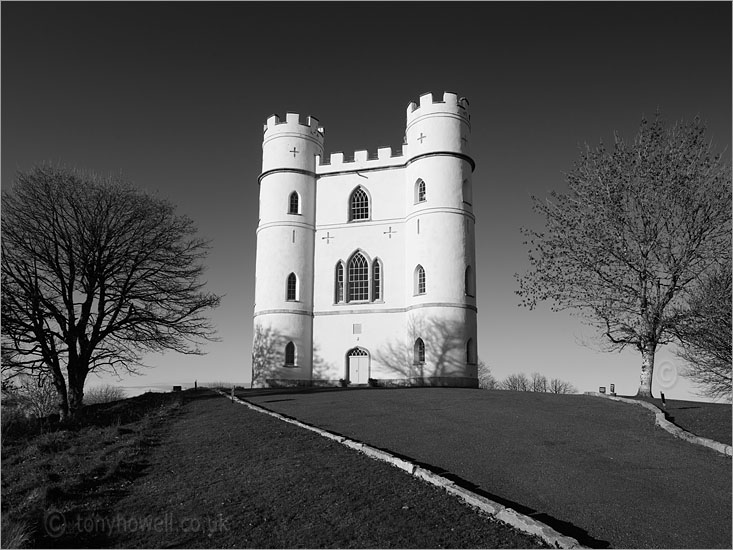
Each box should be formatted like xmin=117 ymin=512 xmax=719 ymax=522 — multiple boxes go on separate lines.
xmin=2 ymin=2 xmax=731 ymax=398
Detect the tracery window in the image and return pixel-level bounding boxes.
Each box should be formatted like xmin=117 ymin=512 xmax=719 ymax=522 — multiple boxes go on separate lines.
xmin=349 ymin=187 xmax=369 ymax=221
xmin=414 ymin=338 xmax=425 ymax=364
xmin=348 ymin=252 xmax=369 ymax=301
xmin=286 ymin=272 xmax=297 ymax=301
xmin=285 ymin=341 xmax=296 ymax=366
xmin=288 ymin=191 xmax=300 ymax=214
xmin=372 ymin=259 xmax=382 ymax=301
xmin=335 ymin=262 xmax=344 ymax=303
xmin=416 ymin=179 xmax=426 ymax=203
xmin=415 ymin=265 xmax=426 ymax=295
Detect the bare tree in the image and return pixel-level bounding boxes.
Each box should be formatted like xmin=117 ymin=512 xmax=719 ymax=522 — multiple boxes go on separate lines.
xmin=6 ymin=374 xmax=58 ymax=418
xmin=1 ymin=165 xmax=221 ymax=420
xmin=477 ymin=359 xmax=498 ymax=389
xmin=530 ymin=372 xmax=548 ymax=392
xmin=674 ymin=263 xmax=732 ymax=401
xmin=500 ymin=372 xmax=530 ymax=391
xmin=548 ymin=378 xmax=577 ymax=394
xmin=516 ymin=114 xmax=731 ymax=397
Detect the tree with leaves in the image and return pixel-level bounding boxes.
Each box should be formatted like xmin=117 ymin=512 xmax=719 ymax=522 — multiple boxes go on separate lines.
xmin=516 ymin=114 xmax=731 ymax=397
xmin=674 ymin=263 xmax=732 ymax=401
xmin=2 ymin=165 xmax=221 ymax=419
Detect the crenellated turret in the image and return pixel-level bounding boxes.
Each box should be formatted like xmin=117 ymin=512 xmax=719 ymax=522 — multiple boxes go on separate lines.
xmin=254 ymin=112 xmax=324 ymax=386
xmin=403 ymin=91 xmax=478 ymax=379
xmin=404 ymin=92 xmax=472 ymax=161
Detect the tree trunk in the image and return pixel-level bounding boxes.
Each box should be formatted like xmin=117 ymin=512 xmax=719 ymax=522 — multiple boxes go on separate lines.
xmin=67 ymin=365 xmax=87 ymax=419
xmin=52 ymin=374 xmax=69 ymax=421
xmin=636 ymin=344 xmax=655 ymax=397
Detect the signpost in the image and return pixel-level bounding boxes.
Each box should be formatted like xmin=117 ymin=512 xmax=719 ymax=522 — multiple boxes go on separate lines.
xmin=599 ymin=386 xmax=606 ymax=394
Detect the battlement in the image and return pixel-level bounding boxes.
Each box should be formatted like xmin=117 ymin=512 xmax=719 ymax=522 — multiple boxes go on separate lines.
xmin=406 ymin=91 xmax=470 ymax=120
xmin=316 ymin=146 xmax=405 ymax=174
xmin=263 ymin=112 xmax=325 ymax=137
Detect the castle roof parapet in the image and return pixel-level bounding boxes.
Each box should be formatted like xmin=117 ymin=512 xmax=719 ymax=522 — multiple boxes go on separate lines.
xmin=316 ymin=146 xmax=405 ymax=174
xmin=406 ymin=92 xmax=470 ymax=123
xmin=263 ymin=112 xmax=325 ymax=138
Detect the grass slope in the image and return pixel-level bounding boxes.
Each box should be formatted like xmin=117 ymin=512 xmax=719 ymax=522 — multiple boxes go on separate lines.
xmin=242 ymin=387 xmax=732 ymax=549
xmin=1 ymin=390 xmax=547 ymax=549
xmin=622 ymin=395 xmax=732 ymax=445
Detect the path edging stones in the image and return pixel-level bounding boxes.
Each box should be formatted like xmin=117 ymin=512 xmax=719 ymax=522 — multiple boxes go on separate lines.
xmin=587 ymin=392 xmax=732 ymax=457
xmin=215 ymin=389 xmax=585 ymax=549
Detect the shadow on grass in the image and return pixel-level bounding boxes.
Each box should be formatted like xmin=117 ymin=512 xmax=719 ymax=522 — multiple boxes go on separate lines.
xmin=238 ymin=397 xmax=611 ymax=549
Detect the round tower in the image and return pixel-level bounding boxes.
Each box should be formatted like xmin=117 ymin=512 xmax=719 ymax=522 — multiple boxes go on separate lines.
xmin=253 ymin=112 xmax=324 ymax=387
xmin=403 ymin=92 xmax=478 ymax=386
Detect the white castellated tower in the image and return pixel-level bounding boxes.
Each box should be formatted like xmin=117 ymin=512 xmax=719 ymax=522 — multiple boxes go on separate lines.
xmin=253 ymin=92 xmax=478 ymax=388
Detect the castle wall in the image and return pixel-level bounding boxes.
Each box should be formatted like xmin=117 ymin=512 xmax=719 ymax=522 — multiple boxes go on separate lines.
xmin=253 ymin=92 xmax=478 ymax=388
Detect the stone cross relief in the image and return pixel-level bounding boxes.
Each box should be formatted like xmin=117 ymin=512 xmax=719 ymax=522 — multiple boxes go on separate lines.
xmin=417 ymin=133 xmax=427 ymax=144
xmin=290 ymin=147 xmax=299 ymax=157
xmin=383 ymin=227 xmax=397 ymax=239
xmin=322 ymin=231 xmax=334 ymax=244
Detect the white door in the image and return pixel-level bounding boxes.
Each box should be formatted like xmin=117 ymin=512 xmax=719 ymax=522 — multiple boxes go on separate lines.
xmin=348 ymin=352 xmax=370 ymax=384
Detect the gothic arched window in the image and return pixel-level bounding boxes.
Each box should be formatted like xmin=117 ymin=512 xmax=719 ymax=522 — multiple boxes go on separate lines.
xmin=372 ymin=259 xmax=382 ymax=301
xmin=414 ymin=338 xmax=425 ymax=364
xmin=286 ymin=272 xmax=297 ymax=301
xmin=288 ymin=191 xmax=300 ymax=214
xmin=335 ymin=262 xmax=344 ymax=303
xmin=415 ymin=265 xmax=426 ymax=295
xmin=466 ymin=338 xmax=476 ymax=364
xmin=348 ymin=252 xmax=369 ymax=301
xmin=462 ymin=178 xmax=472 ymax=205
xmin=349 ymin=186 xmax=370 ymax=221
xmin=415 ymin=179 xmax=426 ymax=203
xmin=465 ymin=265 xmax=474 ymax=296
xmin=285 ymin=341 xmax=296 ymax=366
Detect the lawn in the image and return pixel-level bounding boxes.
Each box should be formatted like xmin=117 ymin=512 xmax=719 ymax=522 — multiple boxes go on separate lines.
xmin=1 ymin=389 xmax=547 ymax=548
xmin=621 ymin=395 xmax=731 ymax=445
xmin=242 ymin=387 xmax=732 ymax=549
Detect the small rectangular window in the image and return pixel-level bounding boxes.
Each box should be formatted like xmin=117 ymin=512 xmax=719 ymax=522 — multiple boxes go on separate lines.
xmin=353 ymin=324 xmax=362 ymax=334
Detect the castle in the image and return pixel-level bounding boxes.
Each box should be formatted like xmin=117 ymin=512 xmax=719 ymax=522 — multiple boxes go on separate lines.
xmin=252 ymin=92 xmax=478 ymax=388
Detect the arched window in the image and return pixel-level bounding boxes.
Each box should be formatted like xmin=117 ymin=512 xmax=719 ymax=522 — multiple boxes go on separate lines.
xmin=285 ymin=341 xmax=296 ymax=366
xmin=465 ymin=265 xmax=474 ymax=296
xmin=415 ymin=265 xmax=426 ymax=295
xmin=415 ymin=179 xmax=426 ymax=203
xmin=372 ymin=259 xmax=381 ymax=301
xmin=349 ymin=186 xmax=369 ymax=221
xmin=288 ymin=191 xmax=300 ymax=214
xmin=462 ymin=179 xmax=472 ymax=205
xmin=348 ymin=252 xmax=369 ymax=301
xmin=414 ymin=338 xmax=425 ymax=364
xmin=466 ymin=338 xmax=476 ymax=364
xmin=335 ymin=262 xmax=344 ymax=303
xmin=286 ymin=272 xmax=297 ymax=301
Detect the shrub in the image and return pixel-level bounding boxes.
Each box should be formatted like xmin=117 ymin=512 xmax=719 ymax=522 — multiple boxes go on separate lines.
xmin=338 ymin=378 xmax=350 ymax=388
xmin=84 ymin=385 xmax=126 ymax=405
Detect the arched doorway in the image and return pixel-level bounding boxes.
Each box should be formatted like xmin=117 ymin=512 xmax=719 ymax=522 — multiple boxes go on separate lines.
xmin=347 ymin=347 xmax=370 ymax=384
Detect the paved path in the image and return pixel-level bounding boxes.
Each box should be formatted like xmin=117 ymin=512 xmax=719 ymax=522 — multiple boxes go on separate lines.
xmin=243 ymin=388 xmax=732 ymax=549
